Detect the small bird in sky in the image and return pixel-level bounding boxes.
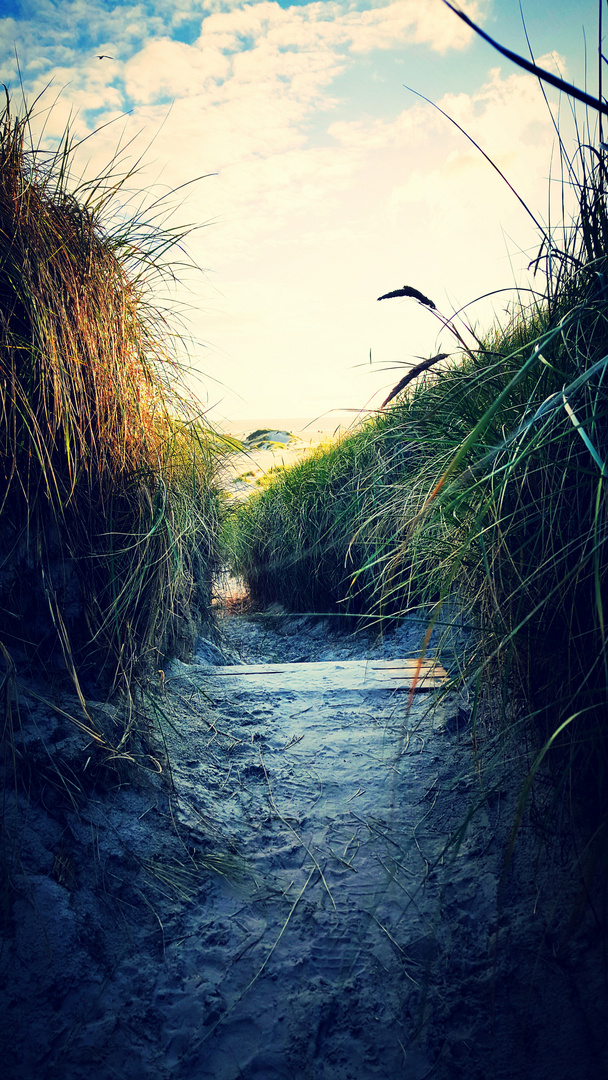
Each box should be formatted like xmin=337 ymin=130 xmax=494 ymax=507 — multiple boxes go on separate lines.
xmin=377 ymin=285 xmax=436 ymax=309
xmin=95 ymin=55 xmax=114 ymax=60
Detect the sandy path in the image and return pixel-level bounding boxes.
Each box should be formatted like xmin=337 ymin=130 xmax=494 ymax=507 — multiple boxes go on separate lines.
xmin=160 ymin=653 xmax=475 ymax=1079
xmin=2 ymin=605 xmax=606 ymax=1080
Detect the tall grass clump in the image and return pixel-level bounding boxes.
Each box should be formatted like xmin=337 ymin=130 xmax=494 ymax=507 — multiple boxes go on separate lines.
xmin=0 ymin=90 xmax=223 ymax=713
xmin=224 ymin=416 xmax=430 ymax=618
xmin=225 ymin=85 xmax=608 ymax=848
xmin=223 ymin=400 xmax=465 ymax=622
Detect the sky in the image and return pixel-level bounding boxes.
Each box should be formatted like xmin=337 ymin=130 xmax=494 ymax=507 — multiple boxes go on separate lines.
xmin=0 ymin=0 xmax=602 ymax=423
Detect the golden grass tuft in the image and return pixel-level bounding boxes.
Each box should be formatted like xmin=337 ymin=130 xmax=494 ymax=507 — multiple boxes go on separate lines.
xmin=0 ymin=89 xmax=223 ymax=725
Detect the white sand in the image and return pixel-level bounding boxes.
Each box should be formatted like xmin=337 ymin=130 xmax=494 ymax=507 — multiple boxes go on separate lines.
xmin=216 ymin=416 xmax=365 ymax=498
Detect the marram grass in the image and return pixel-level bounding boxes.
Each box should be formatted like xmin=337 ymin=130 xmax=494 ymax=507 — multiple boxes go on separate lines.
xmin=224 ymin=110 xmax=608 ymax=848
xmin=0 ymin=91 xmax=225 ymax=743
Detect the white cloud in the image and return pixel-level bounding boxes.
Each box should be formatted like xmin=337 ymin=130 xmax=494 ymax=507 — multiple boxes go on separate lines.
xmin=2 ymin=0 xmax=484 ymax=176
xmin=125 ymin=38 xmax=232 ymax=103
xmin=187 ymin=57 xmax=575 ymax=415
xmin=1 ymin=0 xmax=582 ymax=418
xmin=1 ymin=0 xmax=481 ymax=82
xmin=345 ymin=0 xmax=480 ymax=55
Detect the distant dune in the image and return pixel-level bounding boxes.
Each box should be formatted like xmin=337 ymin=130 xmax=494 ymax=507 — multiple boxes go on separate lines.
xmin=216 ymin=414 xmax=363 ymax=439
xmin=218 ymin=415 xmax=362 ymax=498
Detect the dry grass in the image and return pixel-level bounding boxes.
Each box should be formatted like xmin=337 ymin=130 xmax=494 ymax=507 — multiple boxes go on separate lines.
xmin=0 ymin=89 xmax=224 ymax=755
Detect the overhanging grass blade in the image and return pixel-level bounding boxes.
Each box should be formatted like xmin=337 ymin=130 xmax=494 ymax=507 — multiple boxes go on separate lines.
xmin=561 ymin=394 xmax=608 ymax=476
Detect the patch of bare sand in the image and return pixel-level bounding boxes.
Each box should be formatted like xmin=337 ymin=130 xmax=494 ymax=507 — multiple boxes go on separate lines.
xmin=1 ymin=608 xmax=606 ymax=1080
xmin=218 ymin=418 xmax=355 ymax=499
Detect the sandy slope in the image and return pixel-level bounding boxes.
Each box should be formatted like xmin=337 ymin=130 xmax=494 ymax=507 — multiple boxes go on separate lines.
xmin=1 ymin=604 xmax=606 ymax=1080
xmin=217 ymin=417 xmax=354 ymax=499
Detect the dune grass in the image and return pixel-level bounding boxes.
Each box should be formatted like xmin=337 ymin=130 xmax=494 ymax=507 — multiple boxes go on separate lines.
xmin=0 ymin=90 xmax=225 ymax=758
xmin=224 ymin=96 xmax=608 ymax=849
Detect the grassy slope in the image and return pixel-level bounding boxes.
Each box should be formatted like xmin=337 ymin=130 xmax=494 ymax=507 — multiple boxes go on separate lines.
xmin=0 ymin=92 xmax=226 ymax=759
xmin=225 ymin=151 xmax=608 ymax=838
